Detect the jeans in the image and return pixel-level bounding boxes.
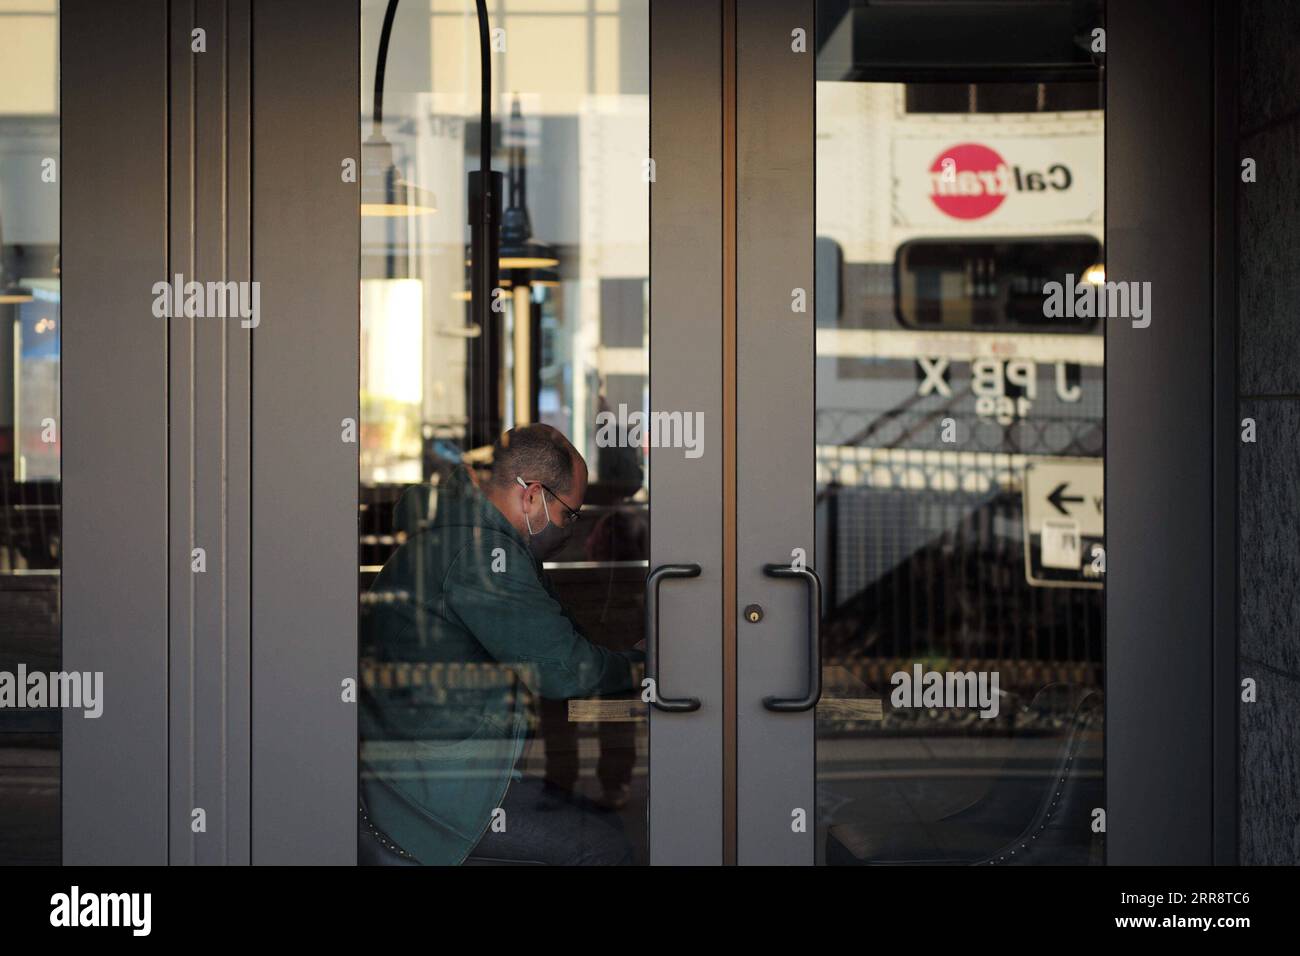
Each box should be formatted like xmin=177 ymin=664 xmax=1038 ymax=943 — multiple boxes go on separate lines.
xmin=467 ymin=776 xmax=634 ymax=866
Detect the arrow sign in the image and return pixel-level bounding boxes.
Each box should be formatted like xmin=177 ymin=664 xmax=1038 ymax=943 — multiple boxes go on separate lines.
xmin=1023 ymin=459 xmax=1104 ymax=588
xmin=1047 ymin=482 xmax=1085 ymax=516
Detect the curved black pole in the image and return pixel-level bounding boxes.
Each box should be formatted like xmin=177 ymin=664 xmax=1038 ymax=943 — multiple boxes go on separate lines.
xmin=370 ymin=0 xmax=497 ymax=435
xmin=471 ymin=0 xmax=499 ymax=395
xmin=372 ymin=0 xmax=400 ymax=137
xmin=476 ymin=0 xmax=491 ymax=188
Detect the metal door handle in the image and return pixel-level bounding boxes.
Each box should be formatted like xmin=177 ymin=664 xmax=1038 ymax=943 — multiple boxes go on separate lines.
xmin=761 ymin=563 xmax=823 ymax=712
xmin=645 ymin=563 xmax=702 ymax=712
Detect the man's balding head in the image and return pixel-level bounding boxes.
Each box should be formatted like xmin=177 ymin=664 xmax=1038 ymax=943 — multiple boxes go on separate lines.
xmin=483 ymin=425 xmax=588 ymax=552
xmin=489 ymin=424 xmax=584 ymax=495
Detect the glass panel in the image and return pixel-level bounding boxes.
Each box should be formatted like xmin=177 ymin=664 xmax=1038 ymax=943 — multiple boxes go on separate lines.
xmin=357 ymin=0 xmax=650 ymax=865
xmin=814 ymin=5 xmax=1105 ymax=865
xmin=0 ymin=0 xmax=60 ymax=864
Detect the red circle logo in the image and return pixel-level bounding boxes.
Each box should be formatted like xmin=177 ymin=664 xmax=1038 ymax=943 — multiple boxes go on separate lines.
xmin=929 ymin=143 xmax=1009 ymax=220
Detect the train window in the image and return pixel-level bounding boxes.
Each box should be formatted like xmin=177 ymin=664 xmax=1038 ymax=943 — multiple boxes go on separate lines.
xmin=895 ymin=237 xmax=1103 ymax=331
xmin=905 ymin=82 xmax=1102 ymax=115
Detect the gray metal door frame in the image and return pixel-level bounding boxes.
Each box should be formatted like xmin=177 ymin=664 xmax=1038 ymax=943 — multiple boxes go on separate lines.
xmin=734 ymin=0 xmax=816 ymax=866
xmin=649 ymin=0 xmax=727 ymax=866
xmin=1105 ymin=0 xmax=1230 ymax=866
xmin=62 ymin=0 xmax=726 ymax=865
xmin=732 ymin=0 xmax=1237 ymax=865
xmin=63 ymin=0 xmax=172 ymax=865
xmin=59 ymin=0 xmax=1242 ymax=869
xmin=62 ymin=0 xmax=359 ymax=865
xmin=249 ymin=0 xmax=359 ymax=866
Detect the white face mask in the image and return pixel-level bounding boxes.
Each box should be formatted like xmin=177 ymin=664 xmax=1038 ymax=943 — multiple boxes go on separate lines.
xmin=516 ymin=476 xmax=571 ymax=558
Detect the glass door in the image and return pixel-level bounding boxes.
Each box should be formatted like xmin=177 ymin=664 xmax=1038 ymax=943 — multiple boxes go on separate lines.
xmin=0 ymin=0 xmax=60 ymax=865
xmin=737 ymin=0 xmax=1106 ymax=865
xmin=355 ymin=0 xmax=724 ymax=866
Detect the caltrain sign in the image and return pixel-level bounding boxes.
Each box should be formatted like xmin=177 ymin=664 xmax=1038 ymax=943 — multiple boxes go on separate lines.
xmin=928 ymin=142 xmax=1073 ymax=219
xmin=894 ymin=133 xmax=1102 ymax=230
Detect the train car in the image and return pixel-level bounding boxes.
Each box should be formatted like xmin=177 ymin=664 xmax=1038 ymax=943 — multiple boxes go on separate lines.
xmin=814 ymin=75 xmax=1105 ymax=718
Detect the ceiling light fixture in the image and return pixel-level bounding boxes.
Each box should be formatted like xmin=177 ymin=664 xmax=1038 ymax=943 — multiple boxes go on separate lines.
xmin=361 ymin=0 xmax=438 ymax=217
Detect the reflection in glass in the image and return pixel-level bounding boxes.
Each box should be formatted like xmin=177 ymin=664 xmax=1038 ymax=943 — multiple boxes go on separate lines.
xmin=357 ymin=0 xmax=650 ymax=865
xmin=0 ymin=0 xmax=60 ymax=864
xmin=813 ymin=45 xmax=1105 ymax=862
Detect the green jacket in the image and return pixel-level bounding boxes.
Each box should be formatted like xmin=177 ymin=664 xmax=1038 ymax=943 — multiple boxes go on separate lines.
xmin=359 ymin=466 xmax=638 ymax=865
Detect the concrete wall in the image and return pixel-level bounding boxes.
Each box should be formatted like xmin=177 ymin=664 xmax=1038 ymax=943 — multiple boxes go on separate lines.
xmin=1237 ymin=0 xmax=1300 ymax=866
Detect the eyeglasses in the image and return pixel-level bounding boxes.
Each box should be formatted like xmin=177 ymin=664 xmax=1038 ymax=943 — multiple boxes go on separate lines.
xmin=517 ymin=477 xmax=582 ymax=526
